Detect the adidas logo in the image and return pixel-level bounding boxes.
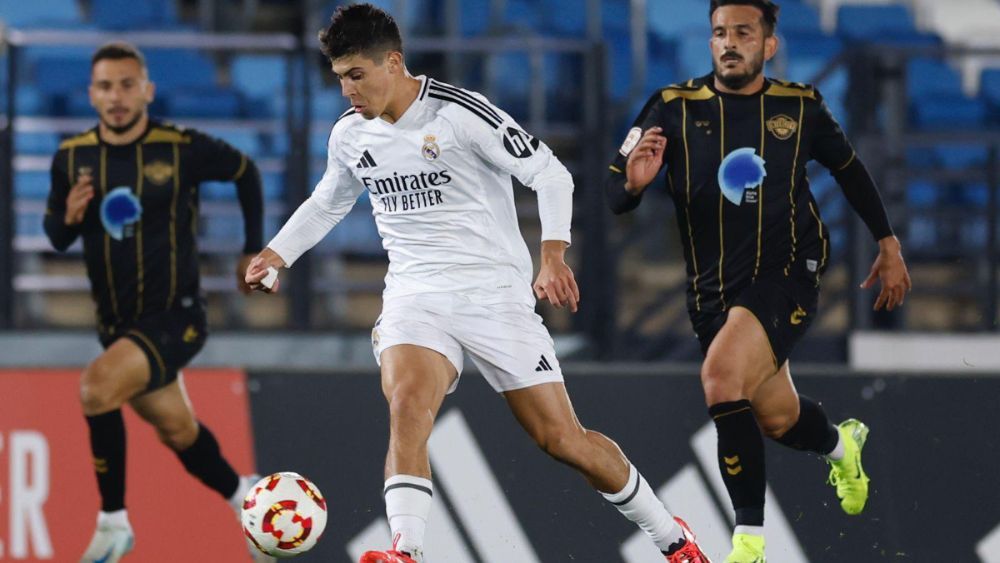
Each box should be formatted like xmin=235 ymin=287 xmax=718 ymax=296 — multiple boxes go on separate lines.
xmin=534 ymin=355 xmax=553 ymax=372
xmin=356 ymin=150 xmax=377 ymax=169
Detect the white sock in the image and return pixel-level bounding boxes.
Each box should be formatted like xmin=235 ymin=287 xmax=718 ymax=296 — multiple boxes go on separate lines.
xmin=98 ymin=509 xmax=130 ymax=528
xmin=734 ymin=524 xmax=764 ymax=536
xmin=229 ymin=474 xmax=251 ymax=511
xmin=384 ymin=475 xmax=433 ymax=557
xmin=601 ymin=464 xmax=684 ymax=552
xmin=825 ymin=431 xmax=845 ymax=462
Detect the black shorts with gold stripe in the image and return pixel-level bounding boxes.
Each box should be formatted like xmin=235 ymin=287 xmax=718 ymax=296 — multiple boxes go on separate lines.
xmin=99 ymin=300 xmax=208 ymax=392
xmin=690 ymin=268 xmax=818 ymax=367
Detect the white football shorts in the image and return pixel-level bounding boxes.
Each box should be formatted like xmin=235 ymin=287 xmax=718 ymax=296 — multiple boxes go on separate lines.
xmin=371 ymin=293 xmax=564 ymax=393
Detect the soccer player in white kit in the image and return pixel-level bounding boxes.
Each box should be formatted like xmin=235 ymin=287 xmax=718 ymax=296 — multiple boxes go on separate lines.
xmin=246 ymin=4 xmax=711 ymax=563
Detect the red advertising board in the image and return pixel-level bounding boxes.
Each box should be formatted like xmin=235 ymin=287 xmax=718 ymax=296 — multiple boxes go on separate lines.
xmin=0 ymin=369 xmax=257 ymax=561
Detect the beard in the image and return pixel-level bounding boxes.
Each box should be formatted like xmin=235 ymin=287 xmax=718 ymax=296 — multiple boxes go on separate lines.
xmin=713 ymin=50 xmax=765 ymax=91
xmin=101 ymin=109 xmax=144 ymax=135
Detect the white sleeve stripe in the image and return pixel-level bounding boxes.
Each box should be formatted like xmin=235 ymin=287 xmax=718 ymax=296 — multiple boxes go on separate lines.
xmin=428 ymin=90 xmax=502 ymax=129
xmin=429 ymin=82 xmax=503 ymax=123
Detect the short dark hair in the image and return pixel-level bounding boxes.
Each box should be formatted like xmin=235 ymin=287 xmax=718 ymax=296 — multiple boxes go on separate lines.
xmin=710 ymin=0 xmax=780 ymax=36
xmin=318 ymin=3 xmax=403 ymax=62
xmin=91 ymin=41 xmax=147 ymax=70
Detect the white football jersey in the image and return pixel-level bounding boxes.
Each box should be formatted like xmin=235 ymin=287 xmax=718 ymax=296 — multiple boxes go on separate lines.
xmin=268 ymin=76 xmax=574 ymax=306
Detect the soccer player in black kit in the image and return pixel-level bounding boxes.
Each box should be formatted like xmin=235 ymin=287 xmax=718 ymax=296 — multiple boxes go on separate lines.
xmin=43 ymin=43 xmax=272 ymax=563
xmin=606 ymin=1 xmax=911 ymax=561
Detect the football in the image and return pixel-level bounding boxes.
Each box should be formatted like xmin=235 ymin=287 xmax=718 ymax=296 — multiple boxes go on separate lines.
xmin=241 ymin=472 xmax=328 ymax=558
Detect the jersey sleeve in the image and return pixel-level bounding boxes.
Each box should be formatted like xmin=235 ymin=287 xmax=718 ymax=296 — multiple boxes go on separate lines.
xmin=267 ymin=128 xmax=365 ymax=266
xmin=450 ymin=91 xmax=574 ymax=244
xmin=187 ymin=128 xmax=264 ymax=253
xmin=187 ymin=129 xmax=252 ymax=183
xmin=604 ymin=91 xmax=667 ymax=214
xmin=810 ymin=90 xmax=894 ymax=240
xmin=43 ymin=149 xmax=81 ymax=251
xmin=808 ymin=89 xmax=857 ymax=172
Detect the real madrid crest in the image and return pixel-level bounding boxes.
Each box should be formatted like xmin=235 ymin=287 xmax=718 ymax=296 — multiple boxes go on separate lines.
xmin=766 ymin=114 xmax=798 ymax=141
xmin=421 ymin=134 xmax=441 ymax=161
xmin=143 ymin=160 xmax=174 ymax=185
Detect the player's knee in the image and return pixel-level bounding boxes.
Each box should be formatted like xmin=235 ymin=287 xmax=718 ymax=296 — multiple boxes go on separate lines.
xmin=757 ymin=413 xmax=796 ymax=440
xmin=157 ymin=418 xmax=199 ymax=451
xmin=386 ymin=387 xmax=433 ymax=425
xmin=535 ymin=426 xmax=586 ymax=463
xmin=80 ymin=358 xmax=124 ymax=414
xmin=700 ymin=361 xmax=744 ymax=404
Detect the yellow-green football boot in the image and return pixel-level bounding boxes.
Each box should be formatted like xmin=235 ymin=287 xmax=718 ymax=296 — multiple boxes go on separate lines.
xmin=724 ymin=533 xmax=765 ymax=563
xmin=827 ymin=418 xmax=871 ymax=515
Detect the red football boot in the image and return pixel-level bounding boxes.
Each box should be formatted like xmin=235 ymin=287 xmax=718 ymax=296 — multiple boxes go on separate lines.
xmin=665 ymin=517 xmax=712 ymax=563
xmin=358 ymin=549 xmax=418 ymax=563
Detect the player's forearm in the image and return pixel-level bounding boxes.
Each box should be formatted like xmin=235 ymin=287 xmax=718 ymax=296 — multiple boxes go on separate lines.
xmin=234 ymin=159 xmax=265 ymax=254
xmin=266 ymin=196 xmax=347 ymax=267
xmin=832 ymin=157 xmax=893 ymax=241
xmin=536 ymin=180 xmax=573 ymax=245
xmin=43 ymin=211 xmax=80 ymax=252
xmin=605 ymin=170 xmax=643 ymax=214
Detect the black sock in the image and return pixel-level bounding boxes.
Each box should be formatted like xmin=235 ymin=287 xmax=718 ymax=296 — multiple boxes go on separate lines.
xmin=662 ymin=537 xmax=688 ymax=556
xmin=86 ymin=410 xmax=127 ymax=512
xmin=709 ymin=399 xmax=765 ymax=527
xmin=773 ymin=395 xmax=839 ymax=455
xmin=176 ymin=423 xmax=240 ymax=499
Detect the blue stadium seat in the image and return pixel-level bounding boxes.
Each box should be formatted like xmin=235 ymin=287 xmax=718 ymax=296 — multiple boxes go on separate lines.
xmin=15 ymin=132 xmax=59 ymax=155
xmin=90 ymin=0 xmax=178 ymax=30
xmin=144 ymin=50 xmax=217 ymax=91
xmin=677 ymin=30 xmax=712 ymax=80
xmin=32 ymin=57 xmax=92 ymax=95
xmin=907 ymin=180 xmax=939 ymax=207
xmin=14 ymin=171 xmax=49 ymax=200
xmin=231 ymin=55 xmax=287 ymax=99
xmin=605 ymin=30 xmax=632 ymax=100
xmin=261 ymin=172 xmax=285 ymax=201
xmin=836 ymin=4 xmax=917 ymax=42
xmin=13 ymin=85 xmax=49 ymax=115
xmin=905 ymin=147 xmax=940 ymax=170
xmin=782 ymin=33 xmax=842 ymax=60
xmin=908 ymin=58 xmax=964 ymax=98
xmin=311 ymin=128 xmax=333 ymax=157
xmin=313 ymin=90 xmax=349 ymax=121
xmin=982 ymin=69 xmax=1000 ymax=118
xmin=647 ymin=0 xmax=707 ymax=40
xmin=489 ymin=52 xmax=531 ymax=121
xmin=646 ymin=36 xmax=679 ymax=92
xmin=602 ymin=0 xmax=630 ymax=34
xmin=505 ymin=0 xmax=542 ymax=32
xmin=0 ymin=0 xmax=82 ymax=27
xmin=934 ymin=145 xmax=989 ymax=170
xmin=911 ymin=94 xmax=988 ymax=130
xmin=777 ymin=2 xmax=821 ymax=35
xmin=459 ymin=0 xmax=491 ymax=36
xmin=543 ymin=0 xmax=587 ymax=37
xmin=167 ymin=88 xmax=242 ymax=118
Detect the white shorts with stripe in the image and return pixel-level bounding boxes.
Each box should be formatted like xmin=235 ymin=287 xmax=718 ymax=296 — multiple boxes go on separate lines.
xmin=371 ymin=293 xmax=564 ymax=393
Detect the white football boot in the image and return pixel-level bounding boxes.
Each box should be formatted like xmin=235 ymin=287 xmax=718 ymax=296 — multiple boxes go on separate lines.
xmin=80 ymin=510 xmax=134 ymax=563
xmin=231 ymin=474 xmax=277 ymax=563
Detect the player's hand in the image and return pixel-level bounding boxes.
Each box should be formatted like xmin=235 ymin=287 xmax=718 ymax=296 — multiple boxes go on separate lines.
xmin=625 ymin=127 xmax=666 ymax=196
xmin=245 ymin=248 xmax=286 ymax=294
xmin=236 ymin=253 xmax=255 ymax=295
xmin=64 ymin=173 xmax=94 ymax=226
xmin=860 ymin=236 xmax=912 ymax=311
xmin=533 ymin=240 xmax=580 ymax=313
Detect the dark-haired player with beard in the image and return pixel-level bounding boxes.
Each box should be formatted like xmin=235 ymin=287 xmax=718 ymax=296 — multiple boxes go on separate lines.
xmin=44 ymin=42 xmax=271 ymax=563
xmin=245 ymin=3 xmax=710 ymax=563
xmin=605 ymin=1 xmax=911 ymax=561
